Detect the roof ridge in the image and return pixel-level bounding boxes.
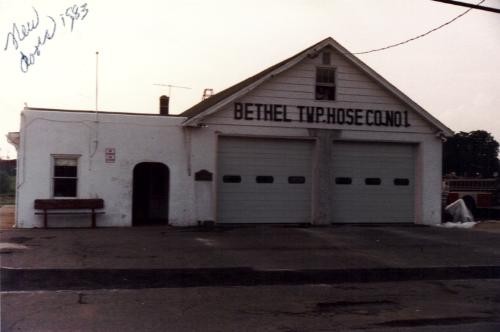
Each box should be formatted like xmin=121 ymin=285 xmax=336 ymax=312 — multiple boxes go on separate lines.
xmin=179 ymin=38 xmax=329 ymax=118
xmin=178 ymin=37 xmax=452 ymax=136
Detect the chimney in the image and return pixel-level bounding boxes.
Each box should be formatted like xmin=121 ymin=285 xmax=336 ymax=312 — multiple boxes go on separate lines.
xmin=159 ymin=95 xmax=169 ymax=115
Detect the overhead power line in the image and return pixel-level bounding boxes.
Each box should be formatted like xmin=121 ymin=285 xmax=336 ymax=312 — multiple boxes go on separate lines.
xmin=353 ymin=0 xmax=485 ymax=55
xmin=431 ymin=0 xmax=500 ymax=13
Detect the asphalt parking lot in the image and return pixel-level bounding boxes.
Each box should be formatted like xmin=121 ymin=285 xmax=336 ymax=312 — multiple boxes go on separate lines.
xmin=1 ymin=224 xmax=500 ymax=331
xmin=2 ymin=224 xmax=500 ymax=271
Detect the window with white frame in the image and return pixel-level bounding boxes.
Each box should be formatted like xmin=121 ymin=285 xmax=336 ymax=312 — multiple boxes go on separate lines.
xmin=53 ymin=156 xmax=78 ymax=197
xmin=315 ymin=67 xmax=336 ymax=101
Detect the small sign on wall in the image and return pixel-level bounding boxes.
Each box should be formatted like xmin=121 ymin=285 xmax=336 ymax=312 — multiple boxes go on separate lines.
xmin=105 ymin=148 xmax=116 ymax=163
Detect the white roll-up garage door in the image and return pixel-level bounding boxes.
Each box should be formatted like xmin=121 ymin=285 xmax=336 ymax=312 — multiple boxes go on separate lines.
xmin=331 ymin=142 xmax=416 ymax=223
xmin=217 ymin=137 xmax=313 ymax=223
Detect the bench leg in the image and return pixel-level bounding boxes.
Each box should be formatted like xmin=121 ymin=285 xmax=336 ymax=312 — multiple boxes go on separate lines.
xmin=91 ymin=209 xmax=96 ymax=228
xmin=44 ymin=210 xmax=48 ymax=228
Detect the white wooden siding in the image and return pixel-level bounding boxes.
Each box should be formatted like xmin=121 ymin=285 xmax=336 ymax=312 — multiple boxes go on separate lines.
xmin=204 ymin=47 xmax=435 ymax=134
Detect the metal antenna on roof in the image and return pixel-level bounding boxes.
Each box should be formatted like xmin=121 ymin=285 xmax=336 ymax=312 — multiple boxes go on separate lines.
xmin=153 ymin=84 xmax=191 ymax=114
xmin=153 ymin=83 xmax=191 ymax=98
xmin=90 ymin=50 xmax=100 ymax=160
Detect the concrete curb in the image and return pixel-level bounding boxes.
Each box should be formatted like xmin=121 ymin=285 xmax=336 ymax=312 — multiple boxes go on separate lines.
xmin=2 ymin=266 xmax=500 ymax=291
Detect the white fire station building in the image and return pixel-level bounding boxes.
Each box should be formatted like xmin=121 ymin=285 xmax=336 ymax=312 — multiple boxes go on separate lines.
xmin=12 ymin=37 xmax=453 ymax=228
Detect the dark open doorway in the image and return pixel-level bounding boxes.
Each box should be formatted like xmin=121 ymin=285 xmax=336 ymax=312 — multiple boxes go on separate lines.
xmin=132 ymin=162 xmax=169 ymax=226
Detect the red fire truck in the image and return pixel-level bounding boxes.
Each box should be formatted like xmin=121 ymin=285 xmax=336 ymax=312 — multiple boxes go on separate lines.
xmin=443 ymin=178 xmax=499 ymax=210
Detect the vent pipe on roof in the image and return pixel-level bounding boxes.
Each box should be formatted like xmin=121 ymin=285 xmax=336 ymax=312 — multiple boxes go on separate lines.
xmin=202 ymin=88 xmax=214 ymax=100
xmin=159 ymin=95 xmax=169 ymax=115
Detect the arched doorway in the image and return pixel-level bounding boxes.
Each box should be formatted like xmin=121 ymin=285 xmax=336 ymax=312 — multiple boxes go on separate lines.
xmin=132 ymin=162 xmax=169 ymax=226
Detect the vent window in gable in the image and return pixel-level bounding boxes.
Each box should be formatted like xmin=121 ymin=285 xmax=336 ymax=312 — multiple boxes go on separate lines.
xmin=322 ymin=52 xmax=331 ymax=65
xmin=315 ymin=67 xmax=336 ymax=101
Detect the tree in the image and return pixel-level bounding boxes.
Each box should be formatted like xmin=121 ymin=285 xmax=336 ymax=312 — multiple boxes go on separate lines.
xmin=0 ymin=170 xmax=15 ymax=194
xmin=443 ymin=130 xmax=500 ymax=177
xmin=0 ymin=159 xmax=16 ymax=195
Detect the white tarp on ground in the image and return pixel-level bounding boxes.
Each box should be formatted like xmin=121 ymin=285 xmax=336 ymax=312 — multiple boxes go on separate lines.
xmin=437 ymin=221 xmax=477 ymax=229
xmin=444 ymin=198 xmax=474 ymax=223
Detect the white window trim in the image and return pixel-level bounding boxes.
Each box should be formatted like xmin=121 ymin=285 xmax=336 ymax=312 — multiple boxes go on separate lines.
xmin=51 ymin=154 xmax=80 ymax=198
xmin=315 ymin=66 xmax=337 ymax=102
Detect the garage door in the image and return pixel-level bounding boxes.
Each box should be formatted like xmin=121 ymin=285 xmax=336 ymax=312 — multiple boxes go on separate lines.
xmin=217 ymin=137 xmax=313 ymax=223
xmin=331 ymin=142 xmax=416 ymax=223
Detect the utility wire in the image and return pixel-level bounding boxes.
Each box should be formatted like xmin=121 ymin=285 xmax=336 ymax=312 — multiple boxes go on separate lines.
xmin=432 ymin=0 xmax=500 ymax=13
xmin=353 ymin=0 xmax=486 ymax=55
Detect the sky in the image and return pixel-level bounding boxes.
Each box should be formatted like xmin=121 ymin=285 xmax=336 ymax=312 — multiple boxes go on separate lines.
xmin=1 ymin=0 xmax=499 ymax=159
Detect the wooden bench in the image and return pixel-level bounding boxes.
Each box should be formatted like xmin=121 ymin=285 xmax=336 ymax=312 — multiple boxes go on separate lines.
xmin=34 ymin=199 xmax=104 ymax=228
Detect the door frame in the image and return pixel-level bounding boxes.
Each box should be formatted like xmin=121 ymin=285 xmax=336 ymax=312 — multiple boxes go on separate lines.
xmin=132 ymin=162 xmax=170 ymax=226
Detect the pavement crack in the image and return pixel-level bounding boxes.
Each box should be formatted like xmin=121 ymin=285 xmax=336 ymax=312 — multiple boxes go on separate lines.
xmin=316 ymin=300 xmax=396 ymax=310
xmin=376 ymin=316 xmax=495 ymax=327
xmin=7 ymin=236 xmax=33 ymax=244
xmin=427 ymin=281 xmax=460 ymax=295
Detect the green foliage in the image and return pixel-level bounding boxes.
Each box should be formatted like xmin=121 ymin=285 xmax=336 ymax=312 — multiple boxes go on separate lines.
xmin=443 ymin=130 xmax=500 ymax=177
xmin=0 ymin=170 xmax=15 ymax=195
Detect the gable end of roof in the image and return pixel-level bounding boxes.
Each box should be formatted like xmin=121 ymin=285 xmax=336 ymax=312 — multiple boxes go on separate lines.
xmin=180 ymin=37 xmax=453 ymax=136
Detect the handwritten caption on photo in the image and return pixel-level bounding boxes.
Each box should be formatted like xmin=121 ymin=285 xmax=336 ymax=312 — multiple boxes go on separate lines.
xmin=3 ymin=4 xmax=89 ymax=73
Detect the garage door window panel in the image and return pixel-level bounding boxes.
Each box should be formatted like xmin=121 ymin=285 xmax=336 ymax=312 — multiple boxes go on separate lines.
xmin=288 ymin=176 xmax=306 ymax=184
xmin=335 ymin=177 xmax=352 ymax=185
xmin=256 ymin=176 xmax=274 ymax=184
xmin=222 ymin=175 xmax=242 ymax=183
xmin=365 ymin=178 xmax=382 ymax=185
xmin=394 ymin=178 xmax=410 ymax=186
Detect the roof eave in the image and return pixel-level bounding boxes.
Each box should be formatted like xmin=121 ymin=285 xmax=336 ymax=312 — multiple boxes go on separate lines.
xmin=182 ymin=37 xmax=454 ymax=136
xmin=326 ymin=39 xmax=454 ymax=136
xmin=181 ymin=47 xmax=325 ymax=127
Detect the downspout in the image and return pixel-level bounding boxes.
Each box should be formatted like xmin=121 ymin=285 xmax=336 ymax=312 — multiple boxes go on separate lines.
xmin=184 ymin=126 xmax=192 ymax=177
